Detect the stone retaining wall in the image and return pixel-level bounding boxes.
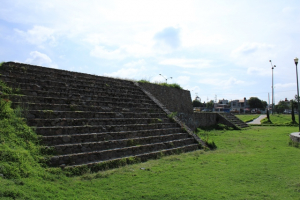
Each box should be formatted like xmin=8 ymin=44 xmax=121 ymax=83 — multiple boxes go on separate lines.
xmin=138 ymin=82 xmax=197 ymax=128
xmin=138 ymin=82 xmax=193 ymax=114
xmin=138 ymin=82 xmax=243 ymax=130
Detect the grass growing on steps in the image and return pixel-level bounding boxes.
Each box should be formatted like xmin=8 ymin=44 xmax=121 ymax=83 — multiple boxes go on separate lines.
xmin=138 ymin=79 xmax=183 ymax=89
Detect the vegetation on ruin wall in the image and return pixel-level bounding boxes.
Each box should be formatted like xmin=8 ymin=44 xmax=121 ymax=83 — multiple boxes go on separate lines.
xmin=138 ymin=79 xmax=183 ymax=89
xmin=0 ymin=80 xmax=47 ymax=180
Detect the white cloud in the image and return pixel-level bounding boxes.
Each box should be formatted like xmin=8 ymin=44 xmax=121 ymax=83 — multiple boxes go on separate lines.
xmin=175 ymin=76 xmax=190 ymax=86
xmin=198 ymin=77 xmax=245 ymax=88
xmin=25 ymin=51 xmax=58 ymax=68
xmin=125 ymin=44 xmax=154 ymax=57
xmin=103 ymin=59 xmax=150 ymax=79
xmin=282 ymin=6 xmax=296 ymax=14
xmin=274 ymin=83 xmax=296 ymax=89
xmin=90 ymin=46 xmax=126 ymax=60
xmin=124 ymin=59 xmax=146 ymax=67
xmin=104 ymin=66 xmax=147 ymax=80
xmin=231 ymin=42 xmax=274 ymax=58
xmin=15 ymin=26 xmax=56 ymax=47
xmin=159 ymin=58 xmax=212 ymax=69
xmin=181 ymin=30 xmax=225 ymax=47
xmin=247 ymin=67 xmax=270 ymax=76
xmin=154 ymin=27 xmax=181 ymax=49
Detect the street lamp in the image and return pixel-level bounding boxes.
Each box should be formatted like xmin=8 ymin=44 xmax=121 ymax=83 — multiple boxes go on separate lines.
xmin=294 ymin=57 xmax=300 ymax=131
xmin=159 ymin=74 xmax=172 ymax=83
xmin=269 ymin=60 xmax=276 ymax=114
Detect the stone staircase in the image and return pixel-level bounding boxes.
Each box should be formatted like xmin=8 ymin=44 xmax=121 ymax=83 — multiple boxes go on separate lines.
xmin=0 ymin=62 xmax=203 ymax=169
xmin=218 ymin=113 xmax=249 ymax=129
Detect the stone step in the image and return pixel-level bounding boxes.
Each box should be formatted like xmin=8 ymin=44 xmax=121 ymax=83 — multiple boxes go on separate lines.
xmin=0 ymin=62 xmax=202 ymax=170
xmin=13 ymin=102 xmax=163 ymax=113
xmin=7 ymin=95 xmax=155 ymax=107
xmin=19 ymin=88 xmax=148 ymax=101
xmin=42 ymin=127 xmax=183 ymax=146
xmin=52 ymin=133 xmax=190 ymax=155
xmin=28 ymin=117 xmax=171 ymax=127
xmin=36 ymin=123 xmax=180 ymax=136
xmin=26 ymin=110 xmax=166 ymax=120
xmin=67 ymin=144 xmax=199 ymax=169
xmin=0 ymin=74 xmax=141 ymax=94
xmin=1 ymin=62 xmax=136 ymax=88
xmin=49 ymin=138 xmax=196 ymax=166
xmin=3 ymin=81 xmax=145 ymax=97
xmin=238 ymin=124 xmax=248 ymax=128
xmin=219 ymin=113 xmax=249 ymax=129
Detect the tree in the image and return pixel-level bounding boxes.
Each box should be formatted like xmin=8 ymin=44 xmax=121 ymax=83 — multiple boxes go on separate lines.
xmin=267 ymin=109 xmax=271 ymax=122
xmin=261 ymin=101 xmax=268 ymax=110
xmin=206 ymin=100 xmax=214 ymax=109
xmin=291 ymin=100 xmax=295 ymax=123
xmin=275 ymin=100 xmax=290 ymax=113
xmin=294 ymin=94 xmax=300 ymax=109
xmin=192 ymin=100 xmax=202 ymax=107
xmin=247 ymin=97 xmax=264 ymax=109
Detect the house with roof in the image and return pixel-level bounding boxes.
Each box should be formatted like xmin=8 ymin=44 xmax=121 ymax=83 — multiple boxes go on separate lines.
xmin=214 ymin=99 xmax=230 ymax=112
xmin=230 ymin=97 xmax=250 ymax=113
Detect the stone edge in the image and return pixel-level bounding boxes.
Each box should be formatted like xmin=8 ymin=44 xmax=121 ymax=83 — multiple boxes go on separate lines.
xmin=134 ymin=82 xmax=207 ymax=147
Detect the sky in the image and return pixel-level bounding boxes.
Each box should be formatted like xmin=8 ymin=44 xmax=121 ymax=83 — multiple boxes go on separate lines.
xmin=1 ymin=0 xmax=300 ymax=104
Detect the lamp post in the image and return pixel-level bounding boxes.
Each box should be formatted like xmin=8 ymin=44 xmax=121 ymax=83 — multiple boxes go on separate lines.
xmin=294 ymin=57 xmax=300 ymax=131
xmin=269 ymin=60 xmax=276 ymax=114
xmin=159 ymin=74 xmax=172 ymax=83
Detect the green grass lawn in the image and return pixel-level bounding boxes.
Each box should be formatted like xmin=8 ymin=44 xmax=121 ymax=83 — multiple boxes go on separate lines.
xmin=261 ymin=114 xmax=299 ymax=125
xmin=1 ymin=126 xmax=300 ymax=199
xmin=236 ymin=114 xmax=261 ymax=122
xmin=1 ymin=79 xmax=300 ymax=199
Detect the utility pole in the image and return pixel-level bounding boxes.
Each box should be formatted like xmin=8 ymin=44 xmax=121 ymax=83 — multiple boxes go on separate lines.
xmin=269 ymin=60 xmax=276 ymax=114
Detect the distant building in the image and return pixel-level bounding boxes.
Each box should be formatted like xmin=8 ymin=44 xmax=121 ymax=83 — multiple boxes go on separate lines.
xmin=230 ymin=97 xmax=249 ymax=113
xmin=218 ymin=99 xmax=228 ymax=104
xmin=214 ymin=99 xmax=230 ymax=112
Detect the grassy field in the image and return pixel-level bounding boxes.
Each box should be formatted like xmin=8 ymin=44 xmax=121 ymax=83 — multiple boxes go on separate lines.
xmin=236 ymin=114 xmax=261 ymax=122
xmin=1 ymin=124 xmax=300 ymax=199
xmin=261 ymin=114 xmax=299 ymax=125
